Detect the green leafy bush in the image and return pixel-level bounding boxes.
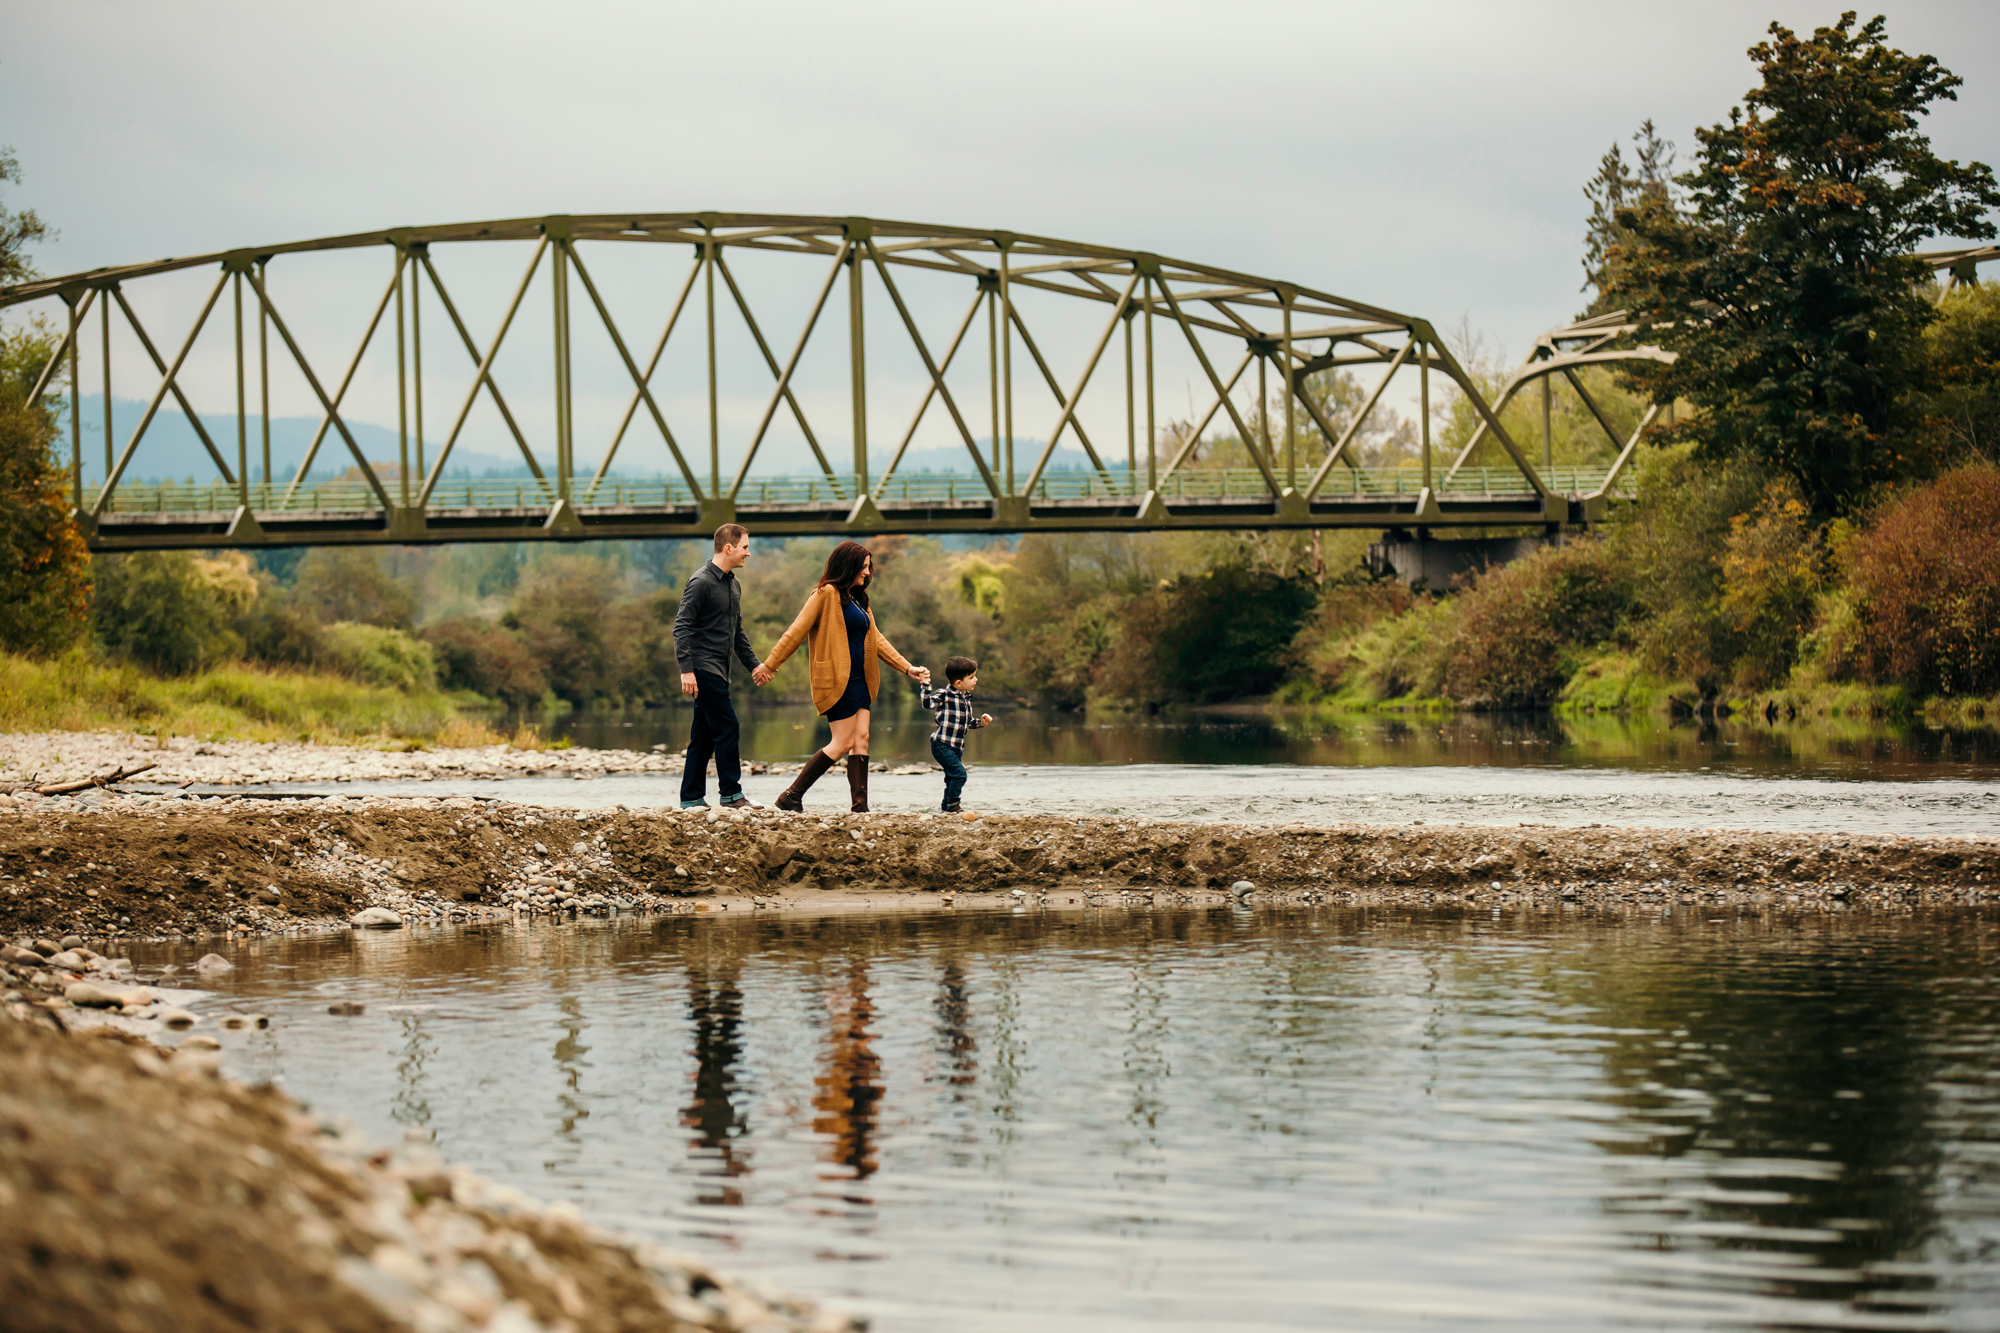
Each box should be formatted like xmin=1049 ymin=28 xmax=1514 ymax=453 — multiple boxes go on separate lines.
xmin=291 ymin=547 xmax=417 ymax=628
xmin=1355 ymin=595 xmax=1458 ymax=701
xmin=91 ymin=551 xmax=249 ymax=675
xmin=1442 ymin=539 xmax=1632 ymax=708
xmin=0 ymin=327 xmax=91 ymax=655
xmin=1281 ymin=581 xmax=1418 ymax=700
xmin=1611 ymin=444 xmax=1770 ymax=692
xmin=1124 ymin=565 xmax=1320 ymax=703
xmin=1717 ymin=481 xmax=1830 ymax=688
xmin=1901 ymin=282 xmax=2000 ymax=468
xmin=319 ymin=622 xmax=438 ymax=693
xmin=424 ymin=616 xmax=547 ymax=710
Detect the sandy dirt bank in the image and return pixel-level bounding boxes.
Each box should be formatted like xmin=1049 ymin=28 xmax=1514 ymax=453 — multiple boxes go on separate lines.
xmin=0 ymin=730 xmax=864 ymax=789
xmin=0 ymin=789 xmax=1994 ymax=944
xmin=0 ymin=959 xmax=859 ymax=1332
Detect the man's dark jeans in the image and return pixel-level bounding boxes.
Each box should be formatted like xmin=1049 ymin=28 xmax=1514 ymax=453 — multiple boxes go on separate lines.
xmin=931 ymin=737 xmax=967 ymax=809
xmin=682 ymin=669 xmax=743 ymax=806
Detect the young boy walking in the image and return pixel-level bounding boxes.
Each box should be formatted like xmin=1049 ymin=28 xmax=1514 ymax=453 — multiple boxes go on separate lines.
xmin=918 ymin=656 xmax=993 ymax=813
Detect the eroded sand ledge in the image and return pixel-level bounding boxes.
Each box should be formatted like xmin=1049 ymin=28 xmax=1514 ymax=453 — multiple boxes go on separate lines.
xmin=0 ymin=793 xmax=1994 ymax=942
xmin=0 ymin=965 xmax=860 ymax=1332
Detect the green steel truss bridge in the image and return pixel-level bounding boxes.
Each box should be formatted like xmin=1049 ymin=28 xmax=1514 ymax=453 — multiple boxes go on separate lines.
xmin=5 ymin=212 xmax=1685 ymax=551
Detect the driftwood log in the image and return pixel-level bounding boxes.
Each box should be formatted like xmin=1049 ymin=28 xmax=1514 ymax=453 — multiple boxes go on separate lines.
xmin=0 ymin=762 xmax=158 ymax=796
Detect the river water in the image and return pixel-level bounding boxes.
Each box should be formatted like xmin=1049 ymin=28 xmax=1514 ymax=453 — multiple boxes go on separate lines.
xmin=266 ymin=705 xmax=2000 ymax=835
xmin=157 ymin=903 xmax=2000 ymax=1332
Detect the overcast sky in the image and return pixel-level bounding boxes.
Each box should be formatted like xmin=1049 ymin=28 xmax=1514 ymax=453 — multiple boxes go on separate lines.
xmin=6 ymin=1 xmax=1999 ymax=472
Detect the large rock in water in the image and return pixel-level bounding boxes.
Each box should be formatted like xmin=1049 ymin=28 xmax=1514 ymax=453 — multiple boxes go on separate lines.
xmin=348 ymin=907 xmax=403 ymax=929
xmin=64 ymin=982 xmax=152 ymax=1009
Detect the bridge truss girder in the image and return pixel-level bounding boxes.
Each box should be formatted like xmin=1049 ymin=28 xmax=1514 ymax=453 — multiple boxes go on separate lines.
xmin=6 ymin=212 xmax=1609 ymax=550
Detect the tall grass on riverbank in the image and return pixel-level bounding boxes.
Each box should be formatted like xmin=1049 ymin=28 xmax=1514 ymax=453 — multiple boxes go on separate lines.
xmin=0 ymin=650 xmax=504 ymax=745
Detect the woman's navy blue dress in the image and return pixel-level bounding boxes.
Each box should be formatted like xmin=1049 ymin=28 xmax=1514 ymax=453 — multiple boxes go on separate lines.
xmin=823 ymin=596 xmax=873 ymax=722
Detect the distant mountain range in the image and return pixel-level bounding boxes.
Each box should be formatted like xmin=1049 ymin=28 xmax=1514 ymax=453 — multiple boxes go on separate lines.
xmin=62 ymin=395 xmax=1099 ymax=488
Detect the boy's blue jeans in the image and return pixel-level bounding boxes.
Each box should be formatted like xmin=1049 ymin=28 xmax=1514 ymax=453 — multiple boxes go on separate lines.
xmin=930 ymin=738 xmax=968 ymax=809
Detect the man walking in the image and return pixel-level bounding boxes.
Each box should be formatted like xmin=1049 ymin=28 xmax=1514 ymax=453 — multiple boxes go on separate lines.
xmin=674 ymin=524 xmax=762 ymax=809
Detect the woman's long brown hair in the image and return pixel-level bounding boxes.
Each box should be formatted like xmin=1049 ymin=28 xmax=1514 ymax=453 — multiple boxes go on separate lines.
xmin=817 ymin=540 xmax=872 ymax=610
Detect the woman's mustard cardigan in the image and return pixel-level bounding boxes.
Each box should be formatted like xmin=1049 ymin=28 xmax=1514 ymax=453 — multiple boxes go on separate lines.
xmin=762 ymin=584 xmax=917 ymax=715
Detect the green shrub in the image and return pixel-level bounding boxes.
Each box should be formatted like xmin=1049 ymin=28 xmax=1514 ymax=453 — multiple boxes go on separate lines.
xmin=1442 ymin=539 xmax=1631 ymax=708
xmin=424 ymin=616 xmax=547 ymax=710
xmin=1282 ymin=581 xmax=1418 ymax=699
xmin=0 ymin=340 xmax=90 ymax=656
xmin=1717 ymin=481 xmax=1830 ymax=688
xmin=1611 ymin=444 xmax=1770 ymax=692
xmin=1140 ymin=565 xmax=1320 ymax=703
xmin=237 ymin=598 xmax=327 ymax=668
xmin=1355 ymin=595 xmax=1458 ymax=701
xmin=91 ymin=551 xmax=246 ymax=675
xmin=319 ymin=622 xmax=438 ymax=693
xmin=0 ymin=649 xmax=491 ymax=744
xmin=1900 ymin=283 xmax=2000 ymax=469
xmin=291 ymin=547 xmax=417 ymax=629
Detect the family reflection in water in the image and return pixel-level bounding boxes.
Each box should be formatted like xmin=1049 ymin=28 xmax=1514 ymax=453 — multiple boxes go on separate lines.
xmin=813 ymin=960 xmax=885 ymax=1196
xmin=682 ymin=962 xmax=751 ymax=1208
xmin=680 ymin=945 xmax=984 ymax=1211
xmin=200 ymin=903 xmax=2000 ymax=1329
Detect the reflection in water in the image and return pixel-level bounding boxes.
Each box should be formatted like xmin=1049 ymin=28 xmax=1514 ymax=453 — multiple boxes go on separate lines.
xmin=390 ymin=1011 xmax=435 ymax=1130
xmin=813 ymin=959 xmax=884 ymax=1190
xmin=683 ymin=959 xmax=751 ymax=1207
xmin=550 ymin=992 xmax=589 ymax=1161
xmin=933 ymin=957 xmax=977 ymax=1097
xmin=179 ymin=907 xmax=2000 ymax=1332
xmin=1576 ymin=925 xmax=1953 ymax=1322
xmin=553 ymin=697 xmax=2000 ymax=782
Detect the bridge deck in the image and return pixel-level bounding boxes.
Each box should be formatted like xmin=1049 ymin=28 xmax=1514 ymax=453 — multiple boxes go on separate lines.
xmin=81 ymin=466 xmax=1630 ymax=547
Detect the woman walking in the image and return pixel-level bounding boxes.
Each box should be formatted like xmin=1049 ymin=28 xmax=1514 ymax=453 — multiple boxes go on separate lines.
xmin=756 ymin=541 xmax=930 ymax=813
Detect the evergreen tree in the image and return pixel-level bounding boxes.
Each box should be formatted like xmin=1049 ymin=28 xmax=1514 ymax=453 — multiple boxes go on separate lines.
xmin=1607 ymin=13 xmax=2000 ymax=515
xmin=1580 ymin=120 xmax=1675 ymax=317
xmin=0 ymin=146 xmax=54 ymax=286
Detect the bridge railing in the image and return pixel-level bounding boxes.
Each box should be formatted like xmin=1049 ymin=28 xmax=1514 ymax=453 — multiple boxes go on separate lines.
xmin=85 ymin=465 xmax=1633 ymax=516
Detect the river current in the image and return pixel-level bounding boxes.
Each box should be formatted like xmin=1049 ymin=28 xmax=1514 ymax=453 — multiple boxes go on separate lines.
xmin=150 ymin=903 xmax=2000 ymax=1332
xmin=238 ymin=705 xmax=2000 ymax=835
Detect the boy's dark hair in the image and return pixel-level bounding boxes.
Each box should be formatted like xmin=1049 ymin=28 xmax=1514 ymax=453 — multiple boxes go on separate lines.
xmin=945 ymin=656 xmax=978 ymax=683
xmin=712 ymin=523 xmax=748 ymax=552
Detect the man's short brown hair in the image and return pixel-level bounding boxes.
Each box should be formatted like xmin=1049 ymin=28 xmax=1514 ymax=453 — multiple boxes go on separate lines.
xmin=713 ymin=523 xmax=748 ymax=552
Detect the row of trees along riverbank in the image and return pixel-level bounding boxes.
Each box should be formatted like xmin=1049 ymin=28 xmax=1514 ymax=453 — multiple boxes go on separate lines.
xmin=0 ymin=14 xmax=1996 ymax=740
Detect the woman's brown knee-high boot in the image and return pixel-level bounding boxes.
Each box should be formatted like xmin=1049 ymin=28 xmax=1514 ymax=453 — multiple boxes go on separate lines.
xmin=846 ymin=755 xmax=870 ymax=813
xmin=775 ymin=750 xmax=836 ymax=812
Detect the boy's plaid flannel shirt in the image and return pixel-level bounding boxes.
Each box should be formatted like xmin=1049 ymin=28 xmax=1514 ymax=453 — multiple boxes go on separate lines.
xmin=918 ymin=682 xmax=984 ymax=751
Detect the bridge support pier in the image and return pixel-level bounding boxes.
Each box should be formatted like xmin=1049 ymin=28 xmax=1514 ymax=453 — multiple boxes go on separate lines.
xmin=1366 ymin=530 xmax=1567 ymax=590
xmin=226 ymin=506 xmax=265 ymax=543
xmin=388 ymin=506 xmax=429 ymax=542
xmin=697 ymin=497 xmax=737 ymax=532
xmin=542 ymin=500 xmax=584 ymax=538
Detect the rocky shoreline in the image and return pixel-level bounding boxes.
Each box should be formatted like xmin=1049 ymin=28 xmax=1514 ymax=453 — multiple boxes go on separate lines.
xmin=0 ymin=950 xmax=861 ymax=1332
xmin=0 ymin=786 xmax=1993 ymax=946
